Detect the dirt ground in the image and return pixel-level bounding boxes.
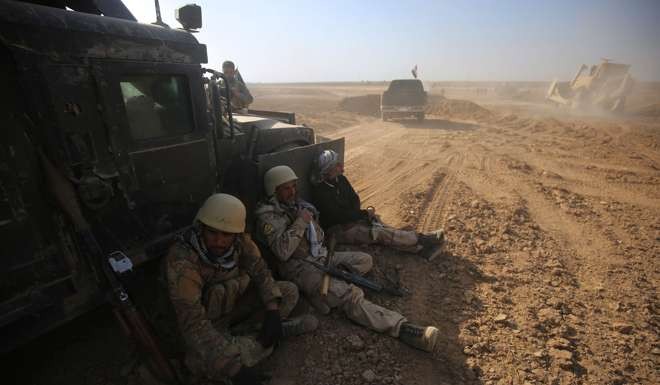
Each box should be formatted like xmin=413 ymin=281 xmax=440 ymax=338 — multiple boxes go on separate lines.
xmin=5 ymin=82 xmax=659 ymax=385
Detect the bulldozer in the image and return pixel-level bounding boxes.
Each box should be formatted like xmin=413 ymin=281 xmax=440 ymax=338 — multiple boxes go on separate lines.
xmin=546 ymin=59 xmax=634 ymax=113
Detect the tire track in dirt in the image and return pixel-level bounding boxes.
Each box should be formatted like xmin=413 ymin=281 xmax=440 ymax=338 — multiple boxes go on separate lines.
xmin=316 ymin=106 xmax=658 ymax=384
xmin=467 ymin=140 xmax=618 ymax=290
xmin=414 ymin=152 xmax=462 ymax=233
xmin=395 ymin=134 xmax=500 ymax=233
xmin=423 ymin=124 xmax=626 ymax=378
xmin=311 ymin=94 xmax=659 ymax=384
xmin=339 ymin=119 xmax=467 ymax=226
xmin=457 ymin=133 xmax=658 ymax=382
xmin=335 ymin=120 xmax=477 ymax=383
xmin=452 ymin=151 xmax=599 ymax=380
xmin=358 ymin=161 xmax=428 ymax=203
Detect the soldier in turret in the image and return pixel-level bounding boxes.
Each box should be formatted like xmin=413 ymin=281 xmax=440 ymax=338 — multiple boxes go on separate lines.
xmin=222 ymin=60 xmax=253 ymax=112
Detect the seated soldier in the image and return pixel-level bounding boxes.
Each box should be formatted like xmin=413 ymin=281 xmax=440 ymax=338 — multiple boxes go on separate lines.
xmin=255 ymin=166 xmax=439 ymax=352
xmin=311 ymin=149 xmax=444 ymax=260
xmin=165 ymin=193 xmax=317 ymax=384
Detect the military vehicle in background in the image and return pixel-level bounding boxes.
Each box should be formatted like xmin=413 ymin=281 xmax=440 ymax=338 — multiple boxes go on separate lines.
xmin=381 ymin=79 xmax=428 ymax=121
xmin=0 ymin=0 xmax=343 ymax=358
xmin=546 ymin=59 xmax=634 ymax=113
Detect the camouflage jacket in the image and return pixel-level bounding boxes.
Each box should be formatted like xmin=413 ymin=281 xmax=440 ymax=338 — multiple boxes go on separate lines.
xmin=165 ymin=232 xmax=281 ymax=376
xmin=224 ymin=76 xmax=253 ymax=110
xmin=255 ymin=196 xmax=326 ymax=277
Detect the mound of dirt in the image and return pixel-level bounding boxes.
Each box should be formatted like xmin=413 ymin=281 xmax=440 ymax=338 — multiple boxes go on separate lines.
xmin=339 ymin=94 xmax=381 ymax=116
xmin=426 ymin=97 xmax=494 ymax=121
xmin=632 ymin=103 xmax=660 ymax=117
xmin=298 ymin=111 xmax=360 ymax=134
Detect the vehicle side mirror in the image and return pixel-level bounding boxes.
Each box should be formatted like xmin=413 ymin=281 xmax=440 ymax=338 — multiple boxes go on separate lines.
xmin=175 ymin=4 xmax=202 ymax=31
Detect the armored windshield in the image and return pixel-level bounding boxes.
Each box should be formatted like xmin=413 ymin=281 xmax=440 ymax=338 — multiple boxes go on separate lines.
xmin=388 ymin=79 xmax=424 ymax=92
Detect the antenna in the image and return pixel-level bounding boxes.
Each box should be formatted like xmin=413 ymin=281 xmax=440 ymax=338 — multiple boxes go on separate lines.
xmin=152 ymin=0 xmax=170 ymax=28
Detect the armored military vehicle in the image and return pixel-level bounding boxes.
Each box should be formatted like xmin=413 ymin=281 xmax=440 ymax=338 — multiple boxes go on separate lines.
xmin=381 ymin=79 xmax=428 ymax=121
xmin=0 ymin=0 xmax=343 ymax=357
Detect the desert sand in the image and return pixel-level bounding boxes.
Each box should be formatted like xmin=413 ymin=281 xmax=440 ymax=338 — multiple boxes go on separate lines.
xmin=6 ymin=81 xmax=659 ymax=385
xmin=250 ymin=82 xmax=659 ymax=385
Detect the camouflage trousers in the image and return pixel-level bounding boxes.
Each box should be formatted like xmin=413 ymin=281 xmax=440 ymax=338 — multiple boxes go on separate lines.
xmin=189 ymin=280 xmax=298 ymax=381
xmin=290 ymin=251 xmax=406 ymax=337
xmin=332 ymin=221 xmax=420 ymax=253
xmin=203 ymin=278 xmax=297 ymax=321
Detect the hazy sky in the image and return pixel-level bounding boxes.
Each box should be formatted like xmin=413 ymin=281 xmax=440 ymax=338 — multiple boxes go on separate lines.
xmin=123 ymin=0 xmax=660 ymax=83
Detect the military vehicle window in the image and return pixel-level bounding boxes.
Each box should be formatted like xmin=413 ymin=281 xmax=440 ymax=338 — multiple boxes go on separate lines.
xmin=120 ymin=75 xmax=194 ymax=140
xmin=389 ymin=80 xmax=423 ymax=92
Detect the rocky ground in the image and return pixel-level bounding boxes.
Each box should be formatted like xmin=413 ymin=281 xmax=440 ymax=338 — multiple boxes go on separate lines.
xmin=4 ymin=83 xmax=659 ymax=385
xmin=257 ymin=83 xmax=659 ymax=385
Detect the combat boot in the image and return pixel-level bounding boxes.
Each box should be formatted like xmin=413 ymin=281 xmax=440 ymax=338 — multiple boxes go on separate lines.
xmin=398 ymin=322 xmax=439 ymax=352
xmin=419 ymin=243 xmax=443 ymax=261
xmin=282 ymin=314 xmax=319 ymax=337
xmin=418 ymin=230 xmax=445 ymax=261
xmin=418 ymin=229 xmax=445 ymax=247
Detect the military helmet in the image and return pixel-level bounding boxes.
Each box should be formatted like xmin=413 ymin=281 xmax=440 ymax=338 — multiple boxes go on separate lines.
xmin=264 ymin=165 xmax=298 ymax=196
xmin=195 ymin=193 xmax=246 ymax=233
xmin=222 ymin=60 xmax=235 ymax=70
xmin=317 ymin=149 xmax=340 ymax=176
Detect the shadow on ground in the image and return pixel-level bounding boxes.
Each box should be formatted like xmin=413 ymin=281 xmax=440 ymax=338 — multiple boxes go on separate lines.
xmin=2 ymin=245 xmax=488 ymax=385
xmin=259 ymin=241 xmax=488 ymax=385
xmin=402 ymin=118 xmax=479 ymax=131
xmin=2 ymin=305 xmax=132 ymax=385
xmin=358 ymin=243 xmax=489 ymax=384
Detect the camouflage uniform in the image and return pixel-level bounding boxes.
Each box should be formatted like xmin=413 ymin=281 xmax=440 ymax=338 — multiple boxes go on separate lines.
xmin=224 ymin=75 xmax=253 ymax=111
xmin=312 ymin=175 xmax=420 ymax=252
xmin=255 ymin=196 xmax=406 ymax=337
xmin=333 ymin=220 xmax=419 ymax=253
xmin=166 ymin=230 xmax=297 ymax=381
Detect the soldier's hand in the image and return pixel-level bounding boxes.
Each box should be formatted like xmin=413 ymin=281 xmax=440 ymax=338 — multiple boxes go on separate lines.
xmin=257 ymin=309 xmax=282 ymax=348
xmin=298 ymin=208 xmax=313 ymax=223
xmin=231 ymin=366 xmax=265 ymax=385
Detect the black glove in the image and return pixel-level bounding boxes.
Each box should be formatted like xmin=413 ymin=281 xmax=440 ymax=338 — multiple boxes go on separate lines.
xmin=231 ymin=366 xmax=263 ymax=385
xmin=257 ymin=309 xmax=282 ymax=348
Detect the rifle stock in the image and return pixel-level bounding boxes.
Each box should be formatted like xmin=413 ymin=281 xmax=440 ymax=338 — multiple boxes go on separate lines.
xmin=320 ymin=235 xmax=336 ymax=296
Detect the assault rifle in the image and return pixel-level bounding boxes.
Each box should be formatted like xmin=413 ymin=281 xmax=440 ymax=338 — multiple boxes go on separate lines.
xmin=235 ymin=67 xmax=246 ymax=86
xmin=38 ymin=147 xmax=181 ymax=384
xmin=303 ymin=258 xmax=405 ymax=297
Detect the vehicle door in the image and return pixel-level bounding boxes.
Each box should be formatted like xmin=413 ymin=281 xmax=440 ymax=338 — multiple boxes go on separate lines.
xmin=92 ymin=61 xmax=215 ymax=237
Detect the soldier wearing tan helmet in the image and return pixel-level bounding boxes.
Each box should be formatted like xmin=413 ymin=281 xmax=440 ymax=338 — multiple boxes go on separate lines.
xmin=165 ymin=193 xmax=317 ymax=384
xmin=312 ymin=149 xmax=445 ymax=260
xmin=255 ymin=166 xmax=440 ymax=353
